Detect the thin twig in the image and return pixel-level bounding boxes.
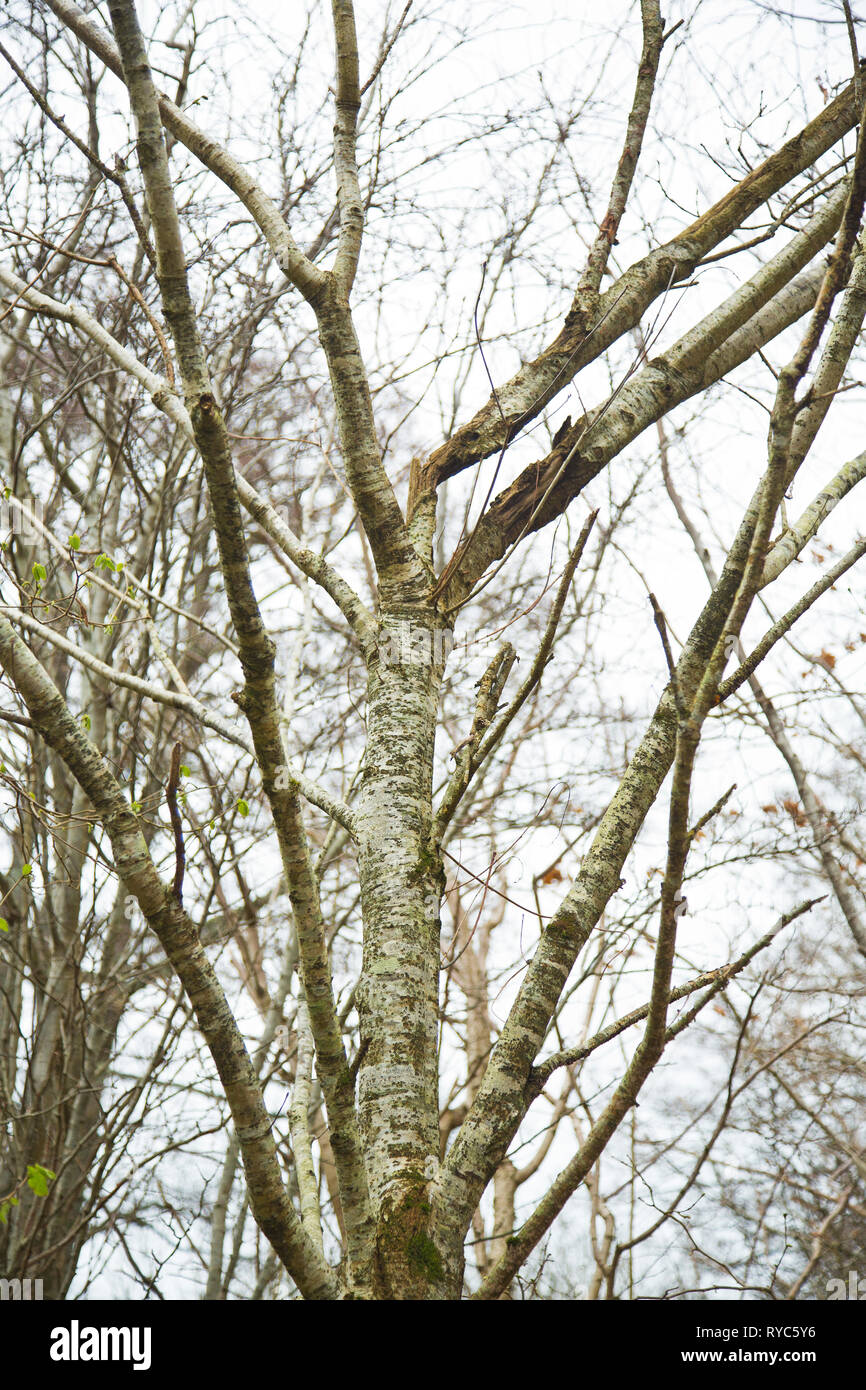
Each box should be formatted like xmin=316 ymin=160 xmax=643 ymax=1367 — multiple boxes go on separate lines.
xmin=166 ymin=742 xmax=185 ymax=906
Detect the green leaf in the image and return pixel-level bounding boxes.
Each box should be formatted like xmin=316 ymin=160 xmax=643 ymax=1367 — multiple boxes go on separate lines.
xmin=32 ymin=562 xmax=47 ymax=583
xmin=95 ymin=553 xmax=117 ymax=572
xmin=180 ymin=764 xmax=191 ymax=778
xmin=0 ymin=918 xmax=8 ymax=932
xmin=80 ymin=712 xmax=91 ymax=731
xmin=20 ymin=864 xmax=32 ymax=877
xmin=69 ymin=534 xmax=81 ymax=551
xmin=131 ymin=800 xmax=142 ymax=814
xmin=236 ymin=798 xmax=249 ymax=818
xmin=26 ymin=1164 xmax=56 ymax=1198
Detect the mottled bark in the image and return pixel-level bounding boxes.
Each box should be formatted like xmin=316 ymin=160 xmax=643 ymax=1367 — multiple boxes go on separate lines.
xmin=355 ymin=603 xmax=451 ymax=1296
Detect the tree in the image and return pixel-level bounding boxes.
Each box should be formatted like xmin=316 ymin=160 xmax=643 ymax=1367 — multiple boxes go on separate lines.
xmin=1 ymin=0 xmax=865 ymax=1299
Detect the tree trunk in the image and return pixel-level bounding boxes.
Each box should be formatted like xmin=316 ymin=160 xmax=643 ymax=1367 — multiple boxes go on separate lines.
xmin=356 ymin=603 xmax=453 ymax=1297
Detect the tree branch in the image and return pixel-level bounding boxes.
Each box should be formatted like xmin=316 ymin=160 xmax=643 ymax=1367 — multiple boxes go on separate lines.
xmin=0 ymin=612 xmax=341 ymax=1300
xmin=422 ymin=73 xmax=861 ymax=491
xmin=577 ymin=0 xmax=663 ymax=300
xmin=330 ymin=0 xmax=364 ymax=295
xmin=43 ymin=0 xmax=325 ymax=301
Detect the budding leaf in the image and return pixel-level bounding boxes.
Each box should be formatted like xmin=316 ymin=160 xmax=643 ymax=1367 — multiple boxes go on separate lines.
xmin=26 ymin=1164 xmax=56 ymax=1197
xmin=0 ymin=918 xmax=8 ymax=932
xmin=20 ymin=864 xmax=32 ymax=877
xmin=69 ymin=534 xmax=81 ymax=551
xmin=32 ymin=562 xmax=47 ymax=583
xmin=237 ymin=798 xmax=250 ymax=818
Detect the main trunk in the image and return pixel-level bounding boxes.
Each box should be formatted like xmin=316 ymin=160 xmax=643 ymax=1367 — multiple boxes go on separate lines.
xmin=355 ymin=602 xmax=454 ymax=1298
